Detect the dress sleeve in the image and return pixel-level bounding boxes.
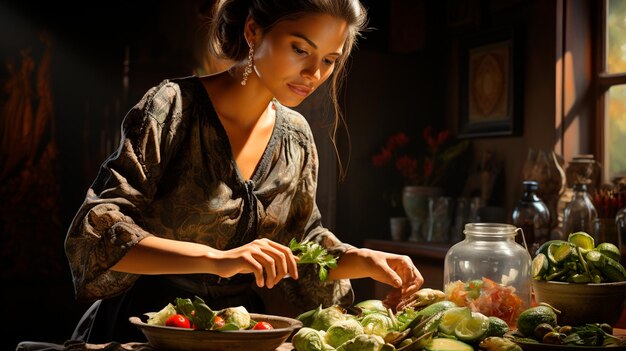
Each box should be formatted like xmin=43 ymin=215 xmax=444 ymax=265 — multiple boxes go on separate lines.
xmin=280 ymin=122 xmax=355 ymax=310
xmin=65 ymin=80 xmax=184 ymax=301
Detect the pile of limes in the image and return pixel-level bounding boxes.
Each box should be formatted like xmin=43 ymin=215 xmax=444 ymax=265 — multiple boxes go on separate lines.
xmin=531 ymin=232 xmax=626 ymax=283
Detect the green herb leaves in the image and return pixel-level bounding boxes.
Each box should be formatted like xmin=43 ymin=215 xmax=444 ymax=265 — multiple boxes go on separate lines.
xmin=289 ymin=238 xmax=338 ymax=281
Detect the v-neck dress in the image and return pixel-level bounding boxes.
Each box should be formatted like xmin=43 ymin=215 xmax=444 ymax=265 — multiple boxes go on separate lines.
xmin=65 ymin=76 xmax=354 ymax=314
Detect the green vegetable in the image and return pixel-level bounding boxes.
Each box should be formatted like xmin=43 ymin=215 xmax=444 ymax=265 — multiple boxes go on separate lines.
xmin=217 ymin=306 xmax=251 ymax=330
xmin=293 ymin=327 xmax=335 ymax=351
xmin=424 ymin=338 xmax=473 ymax=351
xmin=354 ymin=300 xmax=388 ymax=315
xmin=335 ymin=334 xmax=388 ymax=351
xmin=146 ymin=303 xmax=177 ymax=326
xmin=516 ymin=305 xmax=557 ymax=337
xmin=174 ymin=296 xmax=215 ymax=330
xmin=289 ymin=238 xmax=338 ymax=281
xmin=562 ymin=323 xmax=626 ymax=347
xmin=360 ymin=313 xmax=395 ymax=338
xmin=302 ymin=305 xmax=347 ymax=331
xmin=325 ymin=319 xmax=364 ymax=348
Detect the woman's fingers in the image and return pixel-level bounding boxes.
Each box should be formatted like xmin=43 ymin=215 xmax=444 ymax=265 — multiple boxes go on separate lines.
xmin=267 ymin=240 xmax=299 ymax=280
xmin=240 ymin=239 xmax=299 ymax=288
xmin=251 ymin=250 xmax=278 ymax=288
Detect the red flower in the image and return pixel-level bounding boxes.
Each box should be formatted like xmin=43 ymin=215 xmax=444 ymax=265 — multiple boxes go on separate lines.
xmin=436 ymin=130 xmax=450 ymax=147
xmin=395 ymin=155 xmax=419 ymax=181
xmin=387 ymin=132 xmax=410 ymax=150
xmin=372 ymin=147 xmax=392 ymax=167
xmin=372 ymin=126 xmax=467 ymax=188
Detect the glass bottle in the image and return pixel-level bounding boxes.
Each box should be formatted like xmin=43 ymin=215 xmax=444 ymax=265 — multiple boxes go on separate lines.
xmin=444 ymin=223 xmax=532 ymax=327
xmin=563 ymin=183 xmax=598 ymax=238
xmin=511 ymin=181 xmax=551 ymax=254
xmin=616 ymin=206 xmax=626 ymax=260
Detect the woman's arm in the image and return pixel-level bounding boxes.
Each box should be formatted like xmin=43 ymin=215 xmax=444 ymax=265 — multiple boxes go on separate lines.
xmin=328 ymin=247 xmax=424 ymax=297
xmin=111 ymin=236 xmax=299 ymax=289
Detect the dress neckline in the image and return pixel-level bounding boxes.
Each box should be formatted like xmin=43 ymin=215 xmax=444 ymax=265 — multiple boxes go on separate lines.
xmin=191 ymin=75 xmax=283 ymax=186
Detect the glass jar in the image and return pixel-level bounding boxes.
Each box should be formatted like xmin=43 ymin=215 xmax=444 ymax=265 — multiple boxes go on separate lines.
xmin=443 ymin=223 xmax=532 ymax=327
xmin=512 ymin=180 xmax=551 ymax=254
xmin=562 ymin=183 xmax=598 ymax=238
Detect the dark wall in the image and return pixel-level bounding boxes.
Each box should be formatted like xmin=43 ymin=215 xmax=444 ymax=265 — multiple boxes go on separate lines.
xmin=0 ymin=0 xmax=562 ymax=349
xmin=0 ymin=1 xmax=209 ymax=349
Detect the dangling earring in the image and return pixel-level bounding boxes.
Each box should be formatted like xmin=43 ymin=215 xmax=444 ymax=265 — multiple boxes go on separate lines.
xmin=241 ymin=44 xmax=254 ymax=86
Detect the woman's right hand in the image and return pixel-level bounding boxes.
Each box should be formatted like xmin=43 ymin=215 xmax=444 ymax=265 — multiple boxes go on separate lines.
xmin=211 ymin=238 xmax=299 ymax=288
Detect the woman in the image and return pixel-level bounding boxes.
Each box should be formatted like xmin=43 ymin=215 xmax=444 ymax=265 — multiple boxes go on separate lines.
xmin=65 ymin=0 xmax=424 ymax=343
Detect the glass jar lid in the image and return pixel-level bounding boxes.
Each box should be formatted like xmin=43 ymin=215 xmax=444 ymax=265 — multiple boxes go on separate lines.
xmin=464 ymin=223 xmax=518 ymax=237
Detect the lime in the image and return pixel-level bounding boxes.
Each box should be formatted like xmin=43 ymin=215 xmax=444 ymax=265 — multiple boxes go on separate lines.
xmin=412 ymin=311 xmax=444 ymax=338
xmin=454 ymin=311 xmax=490 ymax=342
xmin=568 ymin=232 xmax=595 ymax=251
xmin=536 ymin=240 xmax=569 ymax=257
xmin=415 ymin=300 xmax=457 ymax=319
xmin=516 ymin=305 xmax=557 ymax=337
xmin=586 ymin=250 xmax=605 ymax=269
xmin=486 ymin=316 xmax=509 ymax=337
xmin=569 ymin=272 xmax=591 ymax=283
xmin=424 ymin=338 xmax=473 ymax=351
xmin=600 ymin=255 xmax=626 ymax=282
xmin=596 ymin=242 xmax=621 ymax=262
xmin=532 ymin=253 xmax=549 ymax=280
xmin=438 ymin=306 xmax=471 ymax=335
xmin=547 ymin=242 xmax=575 ymax=265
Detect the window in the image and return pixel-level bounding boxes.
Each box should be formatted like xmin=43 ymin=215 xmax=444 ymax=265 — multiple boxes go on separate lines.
xmin=599 ymin=0 xmax=626 ymax=183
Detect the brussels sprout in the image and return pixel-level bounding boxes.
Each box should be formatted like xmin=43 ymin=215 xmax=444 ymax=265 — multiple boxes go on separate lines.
xmin=361 ymin=313 xmax=395 ymax=338
xmin=354 ymin=300 xmax=388 ymax=315
xmin=217 ymin=306 xmax=251 ymax=330
xmin=310 ymin=305 xmax=348 ymax=331
xmin=325 ymin=319 xmax=364 ymax=348
xmin=335 ymin=334 xmax=387 ymax=351
xmin=293 ymin=327 xmax=335 ymax=351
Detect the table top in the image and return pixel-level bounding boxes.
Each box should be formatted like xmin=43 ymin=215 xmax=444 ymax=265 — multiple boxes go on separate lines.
xmin=59 ymin=341 xmax=295 ymax=350
xmin=27 ymin=333 xmax=626 ymax=350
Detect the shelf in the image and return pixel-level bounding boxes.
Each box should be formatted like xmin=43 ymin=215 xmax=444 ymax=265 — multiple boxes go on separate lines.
xmin=363 ymin=240 xmax=451 ymax=260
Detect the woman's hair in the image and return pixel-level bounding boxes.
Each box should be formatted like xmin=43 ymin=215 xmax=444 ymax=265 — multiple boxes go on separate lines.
xmin=208 ymin=0 xmax=368 ymax=179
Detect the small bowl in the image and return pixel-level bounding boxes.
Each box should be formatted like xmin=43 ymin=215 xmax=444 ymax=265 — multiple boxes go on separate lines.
xmin=532 ymin=280 xmax=626 ymax=326
xmin=130 ymin=313 xmax=302 ymax=351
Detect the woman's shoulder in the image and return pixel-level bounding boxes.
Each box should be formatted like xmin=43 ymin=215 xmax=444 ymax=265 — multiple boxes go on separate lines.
xmin=134 ymin=76 xmax=205 ymax=123
xmin=275 ymin=102 xmax=314 ymax=143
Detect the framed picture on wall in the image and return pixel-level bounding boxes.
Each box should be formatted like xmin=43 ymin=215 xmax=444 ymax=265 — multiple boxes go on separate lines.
xmin=458 ymin=28 xmax=523 ymax=138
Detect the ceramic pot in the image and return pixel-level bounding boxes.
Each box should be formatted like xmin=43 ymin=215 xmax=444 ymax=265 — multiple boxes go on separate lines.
xmin=402 ymin=186 xmax=444 ymax=241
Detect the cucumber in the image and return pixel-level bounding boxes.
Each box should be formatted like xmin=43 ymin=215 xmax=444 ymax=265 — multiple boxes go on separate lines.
xmin=424 ymin=338 xmax=473 ymax=351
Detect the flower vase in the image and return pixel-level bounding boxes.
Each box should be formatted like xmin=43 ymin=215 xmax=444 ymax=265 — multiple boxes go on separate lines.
xmin=402 ymin=186 xmax=444 ymax=241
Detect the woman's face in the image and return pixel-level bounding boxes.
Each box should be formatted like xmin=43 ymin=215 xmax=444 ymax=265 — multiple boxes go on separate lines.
xmin=249 ymin=13 xmax=349 ymax=107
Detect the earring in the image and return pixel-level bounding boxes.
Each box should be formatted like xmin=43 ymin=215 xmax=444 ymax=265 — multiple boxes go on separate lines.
xmin=241 ymin=44 xmax=254 ymax=86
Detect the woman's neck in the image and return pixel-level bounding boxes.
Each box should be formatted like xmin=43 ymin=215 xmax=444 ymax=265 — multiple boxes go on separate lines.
xmin=202 ymin=68 xmax=274 ymax=130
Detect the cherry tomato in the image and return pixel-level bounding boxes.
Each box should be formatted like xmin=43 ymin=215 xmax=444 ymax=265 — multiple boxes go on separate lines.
xmin=252 ymin=321 xmax=274 ymax=330
xmin=212 ymin=315 xmax=225 ymax=329
xmin=165 ymin=314 xmax=191 ymax=329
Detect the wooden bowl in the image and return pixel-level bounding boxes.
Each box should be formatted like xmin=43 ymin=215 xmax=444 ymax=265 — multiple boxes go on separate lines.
xmin=532 ymin=280 xmax=626 ymax=326
xmin=129 ymin=313 xmax=302 ymax=351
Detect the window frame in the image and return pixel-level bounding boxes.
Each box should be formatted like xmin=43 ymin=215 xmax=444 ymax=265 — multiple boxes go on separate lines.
xmin=596 ymin=0 xmax=626 ymax=183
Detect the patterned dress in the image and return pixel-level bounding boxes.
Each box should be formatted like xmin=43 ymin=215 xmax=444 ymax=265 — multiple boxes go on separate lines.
xmin=65 ymin=76 xmax=353 ymax=341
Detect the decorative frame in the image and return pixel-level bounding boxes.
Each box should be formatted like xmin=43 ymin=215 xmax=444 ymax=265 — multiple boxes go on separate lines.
xmin=458 ymin=28 xmax=523 ymax=138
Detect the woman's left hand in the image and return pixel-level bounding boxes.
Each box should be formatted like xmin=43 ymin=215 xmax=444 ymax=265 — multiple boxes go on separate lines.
xmin=329 ymin=248 xmax=424 ymax=296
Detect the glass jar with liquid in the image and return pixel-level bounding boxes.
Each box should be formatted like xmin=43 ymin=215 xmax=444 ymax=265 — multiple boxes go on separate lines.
xmin=444 ymin=223 xmax=532 ymax=327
